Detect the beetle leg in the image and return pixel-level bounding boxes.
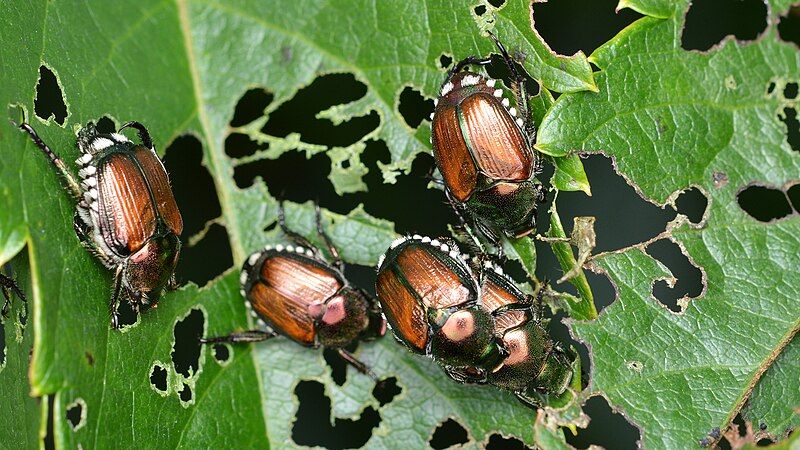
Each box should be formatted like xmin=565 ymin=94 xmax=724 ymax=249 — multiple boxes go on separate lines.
xmin=445 ymin=366 xmax=488 ymax=385
xmin=119 ymin=121 xmax=154 ymax=150
xmin=313 ymin=203 xmax=343 ymax=271
xmin=474 ymin=220 xmax=505 ymax=259
xmin=109 ymin=265 xmax=124 ymax=330
xmin=0 ymin=274 xmax=26 ymax=319
xmin=199 ymin=329 xmax=278 ymax=344
xmin=277 ymin=202 xmax=320 ymax=255
xmin=486 ymin=31 xmax=536 ymax=144
xmin=14 ymin=121 xmax=82 ymax=200
xmin=448 ymin=55 xmax=492 ymax=82
xmin=445 ymin=190 xmax=486 ymax=253
xmin=337 ymin=348 xmax=379 ymax=382
xmin=167 ymin=274 xmax=180 ymax=291
xmin=514 ymin=391 xmax=542 ymax=409
xmin=530 ymin=282 xmax=547 ymax=322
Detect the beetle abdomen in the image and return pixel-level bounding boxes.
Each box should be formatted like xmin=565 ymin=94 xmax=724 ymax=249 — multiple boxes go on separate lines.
xmin=97 ymin=153 xmax=159 ymax=255
xmin=133 ymin=147 xmax=183 ymax=236
xmin=376 ymin=236 xmax=479 ymax=353
xmin=431 ymin=72 xmax=531 ymax=202
xmin=375 ymin=264 xmax=429 ymax=352
xmin=460 ymin=93 xmax=531 ymax=181
xmin=245 ymin=252 xmax=343 ymax=346
xmin=432 ymin=105 xmax=478 ymax=201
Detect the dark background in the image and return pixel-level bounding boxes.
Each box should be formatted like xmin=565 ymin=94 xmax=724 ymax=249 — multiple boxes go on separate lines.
xmin=27 ymin=0 xmax=799 ymax=448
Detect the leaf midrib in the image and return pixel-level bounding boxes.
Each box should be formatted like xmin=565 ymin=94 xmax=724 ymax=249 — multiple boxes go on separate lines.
xmin=175 ymin=0 xmax=272 ymax=445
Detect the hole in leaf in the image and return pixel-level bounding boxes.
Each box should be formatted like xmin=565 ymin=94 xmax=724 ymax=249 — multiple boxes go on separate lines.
xmin=292 ymin=380 xmax=380 ymax=449
xmin=780 ymin=106 xmax=800 ymax=152
xmin=430 ymin=418 xmax=469 ymax=449
xmin=373 ymin=376 xmax=401 ymax=406
xmin=778 ymin=5 xmax=800 ymax=47
xmin=785 ymin=82 xmax=798 ymax=100
xmin=212 ymin=344 xmax=230 ymax=364
xmin=531 ymin=0 xmax=643 ymax=56
xmin=344 ymin=264 xmax=377 ymax=296
xmin=484 ymin=54 xmax=540 ymax=98
xmin=85 ymin=351 xmax=94 ymax=366
xmin=262 ymin=73 xmax=378 ymax=147
xmin=95 ymin=116 xmax=116 ymax=133
xmin=438 ymin=53 xmax=454 ymax=70
xmin=179 ymin=383 xmax=192 ymax=403
xmin=488 ymin=0 xmax=506 ymax=7
xmin=66 ymin=399 xmax=85 ymax=431
xmin=767 ymin=81 xmax=777 ymax=95
xmin=738 ymin=185 xmax=793 ymax=221
xmin=225 ymin=132 xmax=262 ymax=159
xmin=474 ymin=4 xmax=487 ymax=16
xmin=162 ymin=135 xmax=221 ymax=238
xmin=565 ymin=396 xmax=640 ymax=449
xmin=171 ymin=308 xmax=204 ymax=378
xmin=787 ymin=183 xmax=800 ymax=212
xmin=646 ymin=239 xmax=704 ymax=312
xmin=675 ymin=187 xmax=708 ymax=224
xmin=150 ymin=364 xmax=168 ymax=392
xmin=486 ymin=434 xmax=532 ymax=450
xmin=34 ymin=65 xmax=67 ymax=125
xmin=163 ymin=135 xmax=230 ymax=286
xmin=44 ymin=396 xmax=55 ymax=450
xmin=237 ymin=143 xmax=459 ymax=238
xmin=547 ymin=155 xmax=677 ymax=252
xmin=681 ymin=0 xmax=768 ymax=51
xmin=176 ymin=223 xmax=233 ymax=287
xmin=323 ymin=347 xmax=348 ymax=386
xmin=398 ymin=86 xmax=435 ymax=129
xmin=116 ymin=299 xmax=138 ymax=329
xmin=230 ymin=87 xmax=273 ymax=127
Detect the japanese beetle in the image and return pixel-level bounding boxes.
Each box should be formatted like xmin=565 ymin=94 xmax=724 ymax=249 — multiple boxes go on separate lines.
xmin=465 ymin=259 xmax=574 ymax=405
xmin=430 ymin=33 xmax=544 ymax=244
xmin=15 ymin=120 xmax=183 ymax=329
xmin=0 ymin=274 xmax=26 ymax=318
xmin=375 ymin=235 xmax=574 ymax=405
xmin=202 ymin=204 xmax=386 ymax=379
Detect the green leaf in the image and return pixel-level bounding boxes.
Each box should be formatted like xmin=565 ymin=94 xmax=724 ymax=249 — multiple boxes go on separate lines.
xmin=741 ymin=336 xmax=800 ymax=440
xmin=530 ymin=84 xmax=591 ymax=193
xmin=0 ymin=1 xmax=593 ymax=447
xmin=545 ymin=202 xmax=597 ymax=321
xmin=540 ymin=1 xmax=800 ymax=447
xmin=0 ymin=259 xmax=40 ymax=448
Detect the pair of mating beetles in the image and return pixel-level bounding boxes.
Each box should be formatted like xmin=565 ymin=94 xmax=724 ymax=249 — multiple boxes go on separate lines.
xmin=3 ymin=33 xmax=569 ymax=402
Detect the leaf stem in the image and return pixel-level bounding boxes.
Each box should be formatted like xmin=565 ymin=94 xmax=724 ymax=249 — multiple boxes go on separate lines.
xmin=546 ymin=200 xmax=598 ymax=320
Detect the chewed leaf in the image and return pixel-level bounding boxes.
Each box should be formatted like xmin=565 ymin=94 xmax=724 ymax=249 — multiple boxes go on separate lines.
xmin=549 ymin=0 xmax=800 ymax=448
xmin=552 ymin=154 xmax=592 ymax=195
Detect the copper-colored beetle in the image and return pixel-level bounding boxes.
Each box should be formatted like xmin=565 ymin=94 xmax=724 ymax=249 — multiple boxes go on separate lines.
xmin=375 ymin=235 xmax=573 ymax=405
xmin=430 ymin=34 xmax=545 ymax=244
xmin=202 ymin=205 xmax=386 ymax=379
xmin=17 ymin=120 xmax=182 ymax=328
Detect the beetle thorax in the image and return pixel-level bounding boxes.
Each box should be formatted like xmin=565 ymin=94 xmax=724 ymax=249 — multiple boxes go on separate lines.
xmin=311 ymin=288 xmax=370 ymax=348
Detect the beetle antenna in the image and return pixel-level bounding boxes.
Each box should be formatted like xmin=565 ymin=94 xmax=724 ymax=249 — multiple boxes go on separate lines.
xmin=119 ymin=121 xmax=154 ymax=150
